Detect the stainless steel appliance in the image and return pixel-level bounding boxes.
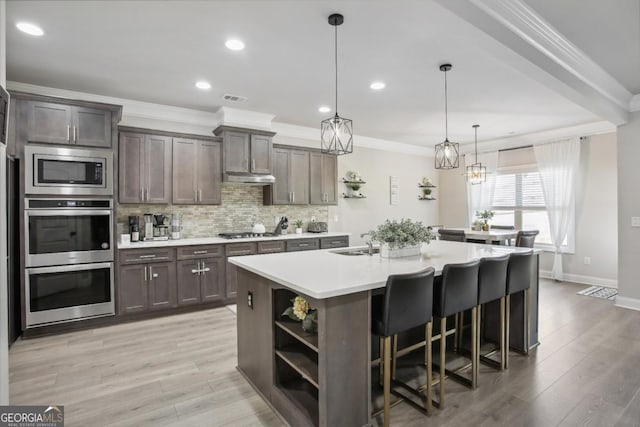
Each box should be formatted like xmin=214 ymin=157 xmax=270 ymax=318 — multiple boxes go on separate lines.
xmin=25 ymin=198 xmax=113 ymax=267
xmin=307 ymin=221 xmax=328 ymax=233
xmin=25 ymin=262 xmax=114 ymax=327
xmin=218 ymin=231 xmax=279 ymax=239
xmin=25 ymin=145 xmax=113 ymax=196
xmin=143 ymin=214 xmax=154 ymax=241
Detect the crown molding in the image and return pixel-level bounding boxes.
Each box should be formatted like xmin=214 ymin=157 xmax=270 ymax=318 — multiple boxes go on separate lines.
xmin=458 ymin=120 xmax=615 ymax=154
xmin=630 ymin=94 xmax=640 ymax=112
xmin=272 ymin=122 xmax=433 ymax=157
xmin=215 ymin=106 xmax=274 ymax=131
xmin=435 ymin=0 xmax=631 ymax=125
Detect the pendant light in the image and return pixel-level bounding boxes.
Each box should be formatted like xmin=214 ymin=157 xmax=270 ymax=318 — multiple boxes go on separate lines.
xmin=434 ymin=64 xmax=459 ymax=169
xmin=466 ymin=124 xmax=486 ymax=184
xmin=321 ymin=13 xmax=353 ymax=155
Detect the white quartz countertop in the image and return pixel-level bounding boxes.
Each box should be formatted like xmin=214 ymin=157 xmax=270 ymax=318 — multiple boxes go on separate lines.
xmin=117 ymin=231 xmax=351 ymax=250
xmin=228 ymin=240 xmax=536 ymax=299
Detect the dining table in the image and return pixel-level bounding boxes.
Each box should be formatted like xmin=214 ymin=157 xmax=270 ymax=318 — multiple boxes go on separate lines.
xmin=454 ymin=228 xmax=519 ymax=244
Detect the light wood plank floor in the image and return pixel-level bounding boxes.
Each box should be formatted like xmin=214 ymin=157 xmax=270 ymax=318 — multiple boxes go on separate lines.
xmin=10 ymin=279 xmax=640 ymax=426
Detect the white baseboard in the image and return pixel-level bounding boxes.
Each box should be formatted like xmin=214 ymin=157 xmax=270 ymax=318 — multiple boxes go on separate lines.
xmin=539 ymin=270 xmax=618 ymax=288
xmin=615 ymin=296 xmax=640 ymax=312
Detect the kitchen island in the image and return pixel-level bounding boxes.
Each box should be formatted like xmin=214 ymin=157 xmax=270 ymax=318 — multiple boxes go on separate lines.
xmin=229 ymin=240 xmax=539 ymax=427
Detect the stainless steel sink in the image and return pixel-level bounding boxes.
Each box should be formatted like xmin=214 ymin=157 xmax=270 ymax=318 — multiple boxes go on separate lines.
xmin=332 ymin=247 xmax=380 ymax=256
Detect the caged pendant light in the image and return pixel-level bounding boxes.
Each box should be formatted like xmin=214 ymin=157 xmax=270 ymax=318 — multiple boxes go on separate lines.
xmin=434 ymin=64 xmax=459 ymax=169
xmin=321 ymin=13 xmax=353 ymax=155
xmin=466 ymin=124 xmax=486 ymax=184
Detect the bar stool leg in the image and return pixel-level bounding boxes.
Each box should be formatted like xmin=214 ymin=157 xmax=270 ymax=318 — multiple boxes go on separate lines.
xmin=500 ymin=296 xmax=506 ymax=370
xmin=379 ymin=337 xmax=384 ymax=386
xmin=425 ymin=322 xmax=433 ymax=415
xmin=383 ymin=336 xmax=391 ymax=427
xmin=525 ymin=288 xmax=530 ymax=356
xmin=471 ymin=306 xmax=478 ymax=388
xmin=505 ymin=295 xmax=510 ymax=370
xmin=439 ymin=317 xmax=446 ymax=407
xmin=392 ymin=335 xmax=398 ymax=380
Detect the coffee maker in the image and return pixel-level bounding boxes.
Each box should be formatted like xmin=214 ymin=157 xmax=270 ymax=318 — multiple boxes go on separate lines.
xmin=153 ymin=214 xmax=169 ymax=240
xmin=128 ymin=216 xmax=140 ymax=242
xmin=171 ymin=214 xmax=182 ymax=240
xmin=143 ymin=214 xmax=154 ymax=241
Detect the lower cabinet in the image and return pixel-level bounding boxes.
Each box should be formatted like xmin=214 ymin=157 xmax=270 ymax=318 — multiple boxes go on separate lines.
xmin=119 ymin=261 xmax=176 ymax=315
xmin=177 ymin=257 xmax=225 ymax=305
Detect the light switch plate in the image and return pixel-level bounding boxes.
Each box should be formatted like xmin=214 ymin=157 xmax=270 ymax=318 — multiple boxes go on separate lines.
xmin=247 ymin=291 xmax=253 ymax=310
xmin=632 ymin=217 xmax=640 ymax=227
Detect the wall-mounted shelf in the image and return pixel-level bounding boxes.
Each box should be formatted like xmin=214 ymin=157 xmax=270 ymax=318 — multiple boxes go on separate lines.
xmin=418 ymin=196 xmax=436 ymax=201
xmin=418 ymin=182 xmax=436 ymax=200
xmin=342 ymin=178 xmax=366 ymax=199
xmin=341 ymin=179 xmax=367 ymax=184
xmin=418 ymin=184 xmax=437 ymax=188
xmin=343 ymin=194 xmax=366 ymax=199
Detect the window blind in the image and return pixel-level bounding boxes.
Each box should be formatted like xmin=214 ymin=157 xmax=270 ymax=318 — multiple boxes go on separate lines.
xmin=492 ymin=172 xmax=545 ymax=209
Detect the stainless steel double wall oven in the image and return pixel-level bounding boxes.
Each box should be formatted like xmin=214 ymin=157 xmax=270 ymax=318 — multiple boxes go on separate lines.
xmin=24 ymin=145 xmax=115 ymax=327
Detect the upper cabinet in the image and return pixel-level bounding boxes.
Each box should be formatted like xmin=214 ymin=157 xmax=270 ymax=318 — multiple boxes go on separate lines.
xmin=310 ymin=152 xmax=338 ymax=205
xmin=119 ymin=131 xmax=172 ymax=204
xmin=265 ymin=148 xmax=309 ymax=205
xmin=27 ymin=101 xmax=112 ymax=148
xmin=213 ymin=126 xmax=275 ymax=175
xmin=173 ymin=138 xmax=222 ymax=205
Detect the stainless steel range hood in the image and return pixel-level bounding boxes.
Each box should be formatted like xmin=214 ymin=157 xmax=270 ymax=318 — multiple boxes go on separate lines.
xmin=223 ymin=173 xmax=275 ymax=185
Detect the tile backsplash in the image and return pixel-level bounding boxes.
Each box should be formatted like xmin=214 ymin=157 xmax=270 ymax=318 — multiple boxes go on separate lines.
xmin=117 ymin=185 xmax=329 ymax=238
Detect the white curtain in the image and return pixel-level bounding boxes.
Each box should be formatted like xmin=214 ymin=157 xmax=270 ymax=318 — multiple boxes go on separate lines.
xmin=466 ymin=151 xmax=499 ymax=226
xmin=534 ymin=138 xmax=580 ymax=280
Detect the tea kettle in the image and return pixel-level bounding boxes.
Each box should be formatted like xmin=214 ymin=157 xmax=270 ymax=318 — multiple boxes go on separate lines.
xmin=252 ymin=221 xmax=266 ymax=234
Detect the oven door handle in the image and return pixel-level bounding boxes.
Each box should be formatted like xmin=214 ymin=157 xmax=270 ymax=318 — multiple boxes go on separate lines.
xmin=25 ymin=262 xmax=113 ymax=274
xmin=25 ymin=209 xmax=113 ymax=216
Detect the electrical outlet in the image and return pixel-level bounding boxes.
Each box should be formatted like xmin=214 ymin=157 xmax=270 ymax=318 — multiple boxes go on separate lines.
xmin=247 ymin=291 xmax=253 ymax=310
xmin=584 ymin=256 xmax=591 ymax=265
xmin=632 ymin=217 xmax=640 ymax=227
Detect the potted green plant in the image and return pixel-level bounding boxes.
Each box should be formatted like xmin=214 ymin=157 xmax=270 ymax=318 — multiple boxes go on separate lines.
xmin=475 ymin=210 xmax=495 ymax=231
xmin=282 ymin=295 xmax=317 ymax=332
xmin=346 ymin=171 xmax=363 ymax=197
xmin=368 ymin=219 xmax=434 ymax=258
xmin=294 ymin=219 xmax=304 ymax=234
xmin=471 ymin=219 xmax=484 ymax=231
xmin=422 ymin=187 xmax=432 ymax=199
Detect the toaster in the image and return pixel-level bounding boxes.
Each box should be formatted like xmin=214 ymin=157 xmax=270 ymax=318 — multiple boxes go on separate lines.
xmin=307 ymin=221 xmax=328 ymax=233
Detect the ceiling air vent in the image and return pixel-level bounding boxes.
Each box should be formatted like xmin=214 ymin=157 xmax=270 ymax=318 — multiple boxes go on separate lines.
xmin=222 ymin=94 xmax=248 ymax=103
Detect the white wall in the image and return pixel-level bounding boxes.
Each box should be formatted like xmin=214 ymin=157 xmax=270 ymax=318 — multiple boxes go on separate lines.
xmin=438 ymin=132 xmax=619 ymax=287
xmin=328 ymin=147 xmax=439 ymax=246
xmin=616 ymin=112 xmax=640 ymax=310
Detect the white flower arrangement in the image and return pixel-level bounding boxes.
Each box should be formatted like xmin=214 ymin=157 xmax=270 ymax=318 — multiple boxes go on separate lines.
xmin=368 ymin=219 xmax=434 ymax=249
xmin=347 ymin=171 xmax=362 ymax=182
xmin=421 ymin=177 xmax=433 ymax=186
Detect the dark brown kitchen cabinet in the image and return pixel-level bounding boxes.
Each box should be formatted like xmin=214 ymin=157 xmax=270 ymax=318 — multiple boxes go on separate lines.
xmin=214 ymin=125 xmax=275 ymax=175
xmin=176 ymin=257 xmax=224 ymax=305
xmin=225 ymin=242 xmax=258 ymax=299
xmin=27 ymin=101 xmax=111 ymax=147
xmin=310 ymin=152 xmax=338 ymax=205
xmin=264 ymin=148 xmax=309 ymax=205
xmin=119 ymin=132 xmax=172 ymax=204
xmin=119 ymin=261 xmax=176 ymax=314
xmin=173 ymin=138 xmax=221 ymax=205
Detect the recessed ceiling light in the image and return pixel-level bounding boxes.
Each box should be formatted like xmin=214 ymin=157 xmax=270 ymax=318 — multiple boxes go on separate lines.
xmin=16 ymin=22 xmax=44 ymax=36
xmin=225 ymin=39 xmax=245 ymax=51
xmin=370 ymin=81 xmax=386 ymax=90
xmin=195 ymin=81 xmax=211 ymax=90
xmin=318 ymin=106 xmax=331 ymax=113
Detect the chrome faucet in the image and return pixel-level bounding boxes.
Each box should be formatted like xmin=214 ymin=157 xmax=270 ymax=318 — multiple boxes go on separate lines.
xmin=360 ymin=232 xmax=374 ymax=256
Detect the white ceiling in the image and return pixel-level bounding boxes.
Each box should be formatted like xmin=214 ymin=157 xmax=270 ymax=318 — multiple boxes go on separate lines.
xmin=5 ymin=0 xmax=620 ymax=146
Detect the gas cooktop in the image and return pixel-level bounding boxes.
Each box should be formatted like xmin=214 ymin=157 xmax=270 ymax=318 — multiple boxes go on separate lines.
xmin=218 ymin=232 xmax=280 ymax=239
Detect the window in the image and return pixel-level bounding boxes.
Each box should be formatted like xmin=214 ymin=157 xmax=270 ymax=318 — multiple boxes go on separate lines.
xmin=491 ymin=169 xmax=573 ymax=251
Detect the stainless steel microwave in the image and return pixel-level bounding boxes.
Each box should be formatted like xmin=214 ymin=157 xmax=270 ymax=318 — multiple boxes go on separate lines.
xmin=25 ymin=145 xmax=113 ymax=196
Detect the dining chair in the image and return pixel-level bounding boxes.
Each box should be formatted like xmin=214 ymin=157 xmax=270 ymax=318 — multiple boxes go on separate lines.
xmin=438 ymin=229 xmax=465 ymax=242
xmin=515 ymin=230 xmax=539 ymax=248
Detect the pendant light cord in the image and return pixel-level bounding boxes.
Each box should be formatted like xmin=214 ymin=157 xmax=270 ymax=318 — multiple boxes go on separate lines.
xmin=444 ymin=69 xmax=448 ymax=141
xmin=474 ymin=126 xmax=478 ymax=163
xmin=334 ymin=23 xmax=338 ymax=115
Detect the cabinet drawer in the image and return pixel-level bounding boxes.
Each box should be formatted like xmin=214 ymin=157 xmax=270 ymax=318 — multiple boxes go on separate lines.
xmin=320 ymin=236 xmax=350 ymax=249
xmin=119 ymin=248 xmax=174 ymax=264
xmin=177 ymin=245 xmax=223 ymax=260
xmin=286 ymin=239 xmax=320 ymax=252
xmin=226 ymin=242 xmax=258 ymax=256
xmin=257 ymin=240 xmax=285 ymax=254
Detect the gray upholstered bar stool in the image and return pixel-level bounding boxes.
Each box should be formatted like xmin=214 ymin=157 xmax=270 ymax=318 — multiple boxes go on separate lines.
xmin=371 ymin=267 xmax=435 ymax=427
xmin=438 ymin=229 xmax=466 ymax=242
xmin=432 ymin=260 xmax=480 ymax=408
xmin=476 ymin=254 xmax=510 ymax=372
xmin=515 ymin=230 xmax=539 ymax=248
xmin=505 ymin=251 xmax=534 ymax=368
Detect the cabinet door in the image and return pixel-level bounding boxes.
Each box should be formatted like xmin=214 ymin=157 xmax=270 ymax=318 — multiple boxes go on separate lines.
xmin=147 ymin=262 xmax=176 ymax=310
xmin=176 ymin=259 xmax=202 ymax=305
xmin=226 ymin=261 xmax=238 ymax=299
xmin=290 ymin=150 xmax=309 ymax=205
xmin=172 ymin=138 xmax=197 ymax=204
xmin=250 ymin=134 xmax=272 ymax=174
xmin=224 ymin=131 xmax=250 ymax=173
xmin=201 ymin=257 xmax=224 ymax=302
xmin=322 ymin=154 xmax=338 ymax=205
xmin=196 ymin=141 xmax=222 ymax=204
xmin=72 ymin=106 xmax=111 ymax=147
xmin=271 ymin=148 xmax=291 ymax=204
xmin=309 ymin=152 xmax=324 ymax=204
xmin=144 ymin=135 xmax=172 ymax=204
xmin=27 ymin=101 xmax=72 ymax=144
xmin=118 ymin=132 xmax=145 ymax=203
xmin=119 ymin=264 xmax=149 ymax=314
